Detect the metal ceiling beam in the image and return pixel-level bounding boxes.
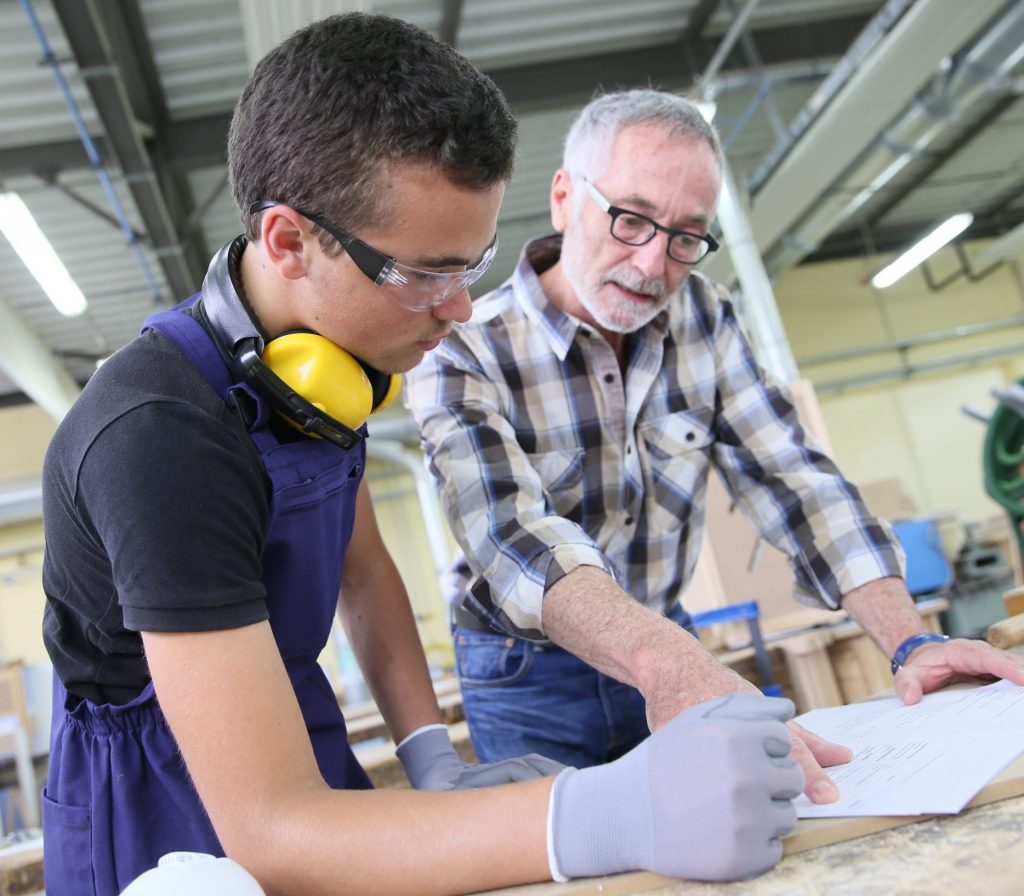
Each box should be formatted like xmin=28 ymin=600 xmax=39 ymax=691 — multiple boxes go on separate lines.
xmin=686 ymin=0 xmax=724 ymax=41
xmin=807 ymin=206 xmax=1024 ymax=263
xmin=100 ymin=0 xmax=161 ymax=129
xmin=50 ymin=0 xmax=204 ymax=299
xmin=0 ymin=113 xmax=232 ymax=180
xmin=34 ymin=170 xmax=145 ymax=241
xmin=702 ymin=0 xmax=1011 ymax=285
xmin=858 ymin=92 xmax=1021 ymax=230
xmin=981 ymin=173 xmax=1024 ymax=222
xmin=699 ymin=0 xmax=761 ymax=91
xmin=763 ymin=0 xmax=1024 ymax=278
xmin=973 ymin=220 xmax=1024 ymax=268
xmin=1 ymin=14 xmax=872 ymax=182
xmin=744 ymin=0 xmax=913 ymax=193
xmin=150 ymin=114 xmax=233 ymax=174
xmin=489 ymin=13 xmax=874 ymax=112
xmin=439 ymin=0 xmax=465 ymax=47
xmin=100 ymin=0 xmax=211 ymax=275
xmin=0 ymin=137 xmax=105 ymax=178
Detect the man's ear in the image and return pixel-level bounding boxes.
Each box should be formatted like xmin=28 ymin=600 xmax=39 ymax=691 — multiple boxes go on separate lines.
xmin=550 ymin=169 xmax=574 ymax=233
xmin=259 ymin=206 xmax=314 ymax=281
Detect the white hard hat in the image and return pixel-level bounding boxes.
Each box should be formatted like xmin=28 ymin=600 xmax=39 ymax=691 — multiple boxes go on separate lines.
xmin=120 ymin=852 xmax=266 ymax=895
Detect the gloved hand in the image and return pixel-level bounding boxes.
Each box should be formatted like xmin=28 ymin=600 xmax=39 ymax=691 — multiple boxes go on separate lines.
xmin=548 ymin=693 xmax=804 ymax=883
xmin=396 ymin=724 xmax=565 ymax=790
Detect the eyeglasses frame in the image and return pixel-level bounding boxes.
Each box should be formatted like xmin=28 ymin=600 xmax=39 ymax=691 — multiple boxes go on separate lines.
xmin=580 ymin=178 xmax=719 ymax=265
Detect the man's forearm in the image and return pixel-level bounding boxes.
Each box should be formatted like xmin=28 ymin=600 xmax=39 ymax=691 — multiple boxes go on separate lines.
xmin=542 ymin=566 xmax=854 ymax=801
xmin=338 ymin=565 xmax=444 ymax=742
xmin=541 ymin=565 xmax=755 ymax=728
xmin=840 ymin=576 xmax=928 ymax=658
xmin=340 ymin=482 xmax=444 ymax=742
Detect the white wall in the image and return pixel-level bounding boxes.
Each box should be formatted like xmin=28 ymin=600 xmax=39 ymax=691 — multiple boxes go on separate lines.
xmin=773 ymin=244 xmax=1024 ymax=528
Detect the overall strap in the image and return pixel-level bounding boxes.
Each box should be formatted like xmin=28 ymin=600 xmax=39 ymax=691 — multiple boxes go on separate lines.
xmin=142 ymin=297 xmax=234 ymax=402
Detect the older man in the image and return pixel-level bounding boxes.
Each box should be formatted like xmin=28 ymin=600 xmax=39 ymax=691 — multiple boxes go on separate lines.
xmin=407 ymin=88 xmax=1024 ymax=802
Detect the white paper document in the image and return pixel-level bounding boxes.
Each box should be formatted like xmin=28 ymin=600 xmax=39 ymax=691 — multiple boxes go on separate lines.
xmin=792 ymin=680 xmax=1024 ymax=818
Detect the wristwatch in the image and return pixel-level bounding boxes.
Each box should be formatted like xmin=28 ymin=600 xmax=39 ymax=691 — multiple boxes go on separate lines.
xmin=890 ymin=632 xmax=950 ymax=675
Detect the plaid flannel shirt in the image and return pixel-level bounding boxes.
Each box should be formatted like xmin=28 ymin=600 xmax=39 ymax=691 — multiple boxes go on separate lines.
xmin=405 ymin=235 xmax=904 ymax=640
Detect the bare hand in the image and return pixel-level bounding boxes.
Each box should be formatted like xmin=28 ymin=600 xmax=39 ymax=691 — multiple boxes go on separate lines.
xmin=895 ymin=638 xmax=1024 ymax=705
xmin=787 ymin=719 xmax=852 ymax=803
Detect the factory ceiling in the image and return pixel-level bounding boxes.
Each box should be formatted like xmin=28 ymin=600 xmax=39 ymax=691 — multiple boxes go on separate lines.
xmin=0 ymin=0 xmax=1022 ymax=414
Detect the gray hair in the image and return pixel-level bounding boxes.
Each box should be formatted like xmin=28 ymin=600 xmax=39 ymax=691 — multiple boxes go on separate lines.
xmin=562 ymin=89 xmax=723 ymax=186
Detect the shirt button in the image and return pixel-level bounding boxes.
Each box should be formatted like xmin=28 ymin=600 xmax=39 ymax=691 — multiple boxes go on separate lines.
xmin=603 ymin=373 xmax=614 ymax=384
xmin=626 ymin=445 xmax=632 ymax=454
xmin=685 ymin=432 xmax=695 ymax=443
xmin=625 ymin=516 xmax=635 ymax=526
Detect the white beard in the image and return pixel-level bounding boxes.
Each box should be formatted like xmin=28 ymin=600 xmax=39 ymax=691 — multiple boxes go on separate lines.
xmin=563 ymin=257 xmax=675 ymax=334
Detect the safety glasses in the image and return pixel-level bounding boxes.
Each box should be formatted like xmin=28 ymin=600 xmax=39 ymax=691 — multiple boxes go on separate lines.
xmin=249 ymin=200 xmax=497 ymax=311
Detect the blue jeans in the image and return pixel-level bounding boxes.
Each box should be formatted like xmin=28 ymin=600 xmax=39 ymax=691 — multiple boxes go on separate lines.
xmin=454 ymin=605 xmax=696 ymax=768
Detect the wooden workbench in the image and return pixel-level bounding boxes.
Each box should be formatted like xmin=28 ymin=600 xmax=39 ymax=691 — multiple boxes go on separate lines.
xmin=7 ymin=787 xmax=1022 ymax=896
xmin=475 ymin=660 xmax=1024 ymax=896
xmin=475 ymin=792 xmax=1024 ymax=896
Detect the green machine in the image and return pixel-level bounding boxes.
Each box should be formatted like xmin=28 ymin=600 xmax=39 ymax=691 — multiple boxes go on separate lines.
xmin=984 ymin=382 xmax=1024 ymax=565
xmin=939 ymin=382 xmax=1024 ymax=638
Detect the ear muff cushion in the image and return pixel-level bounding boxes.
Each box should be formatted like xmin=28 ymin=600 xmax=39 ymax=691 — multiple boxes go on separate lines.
xmin=373 ymin=371 xmax=402 ymax=415
xmin=261 ymin=333 xmax=373 ymax=430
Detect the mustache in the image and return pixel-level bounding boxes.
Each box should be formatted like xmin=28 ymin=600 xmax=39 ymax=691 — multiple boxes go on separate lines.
xmin=601 ymin=266 xmax=667 ymax=299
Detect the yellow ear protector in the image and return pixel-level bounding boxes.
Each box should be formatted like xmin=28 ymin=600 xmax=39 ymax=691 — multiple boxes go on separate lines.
xmin=261 ymin=331 xmax=401 ymax=434
xmin=199 ymin=236 xmax=400 ymax=448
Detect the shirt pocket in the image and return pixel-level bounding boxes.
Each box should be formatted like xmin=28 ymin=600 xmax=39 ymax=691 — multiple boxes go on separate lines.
xmin=524 ymin=448 xmax=586 ymax=521
xmin=637 ymin=410 xmax=714 ymax=533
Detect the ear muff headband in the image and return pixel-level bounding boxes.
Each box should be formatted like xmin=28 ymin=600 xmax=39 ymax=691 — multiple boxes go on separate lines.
xmin=199 ymin=237 xmax=399 ymax=448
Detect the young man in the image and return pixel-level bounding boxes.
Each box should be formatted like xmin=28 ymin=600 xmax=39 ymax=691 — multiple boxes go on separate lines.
xmin=406 ymin=88 xmax=1024 ymax=801
xmin=41 ymin=17 xmax=803 ymax=896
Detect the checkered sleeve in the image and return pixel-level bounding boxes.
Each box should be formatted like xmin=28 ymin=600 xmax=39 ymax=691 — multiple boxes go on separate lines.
xmin=405 ymin=334 xmax=612 ymax=637
xmin=704 ymin=285 xmax=905 ymax=607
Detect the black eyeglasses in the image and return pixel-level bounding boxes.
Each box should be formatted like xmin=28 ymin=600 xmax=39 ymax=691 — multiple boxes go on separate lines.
xmin=581 ymin=178 xmax=718 ymax=265
xmin=248 ymin=200 xmax=498 ymax=312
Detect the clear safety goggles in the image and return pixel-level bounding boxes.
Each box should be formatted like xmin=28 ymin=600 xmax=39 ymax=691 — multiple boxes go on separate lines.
xmin=249 ymin=200 xmax=497 ymax=311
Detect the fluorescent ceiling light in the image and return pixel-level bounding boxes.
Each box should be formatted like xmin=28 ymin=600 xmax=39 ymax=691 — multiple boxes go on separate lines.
xmin=870 ymin=212 xmax=974 ymax=289
xmin=0 ymin=192 xmax=88 ymax=316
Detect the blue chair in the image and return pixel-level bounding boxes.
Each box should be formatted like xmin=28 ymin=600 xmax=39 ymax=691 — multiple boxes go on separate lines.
xmin=891 ymin=519 xmax=954 ymax=597
xmin=689 ymin=601 xmax=783 ymax=698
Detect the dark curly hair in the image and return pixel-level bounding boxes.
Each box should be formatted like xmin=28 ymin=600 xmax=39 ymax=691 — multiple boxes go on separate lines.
xmin=228 ymin=13 xmax=517 ymax=251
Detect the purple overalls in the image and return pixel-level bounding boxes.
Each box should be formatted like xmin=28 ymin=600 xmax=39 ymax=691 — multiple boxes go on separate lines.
xmin=42 ymin=298 xmax=372 ymax=895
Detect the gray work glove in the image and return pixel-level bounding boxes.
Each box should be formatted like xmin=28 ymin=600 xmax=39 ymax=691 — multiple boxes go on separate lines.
xmin=548 ymin=693 xmax=803 ymax=883
xmin=396 ymin=724 xmax=566 ymax=791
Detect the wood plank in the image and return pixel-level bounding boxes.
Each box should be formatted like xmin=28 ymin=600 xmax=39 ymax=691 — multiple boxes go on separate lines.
xmin=342 ymin=677 xmax=465 ymax=744
xmin=783 ymin=748 xmax=1024 ymax=855
xmin=0 ymin=836 xmax=43 ymax=896
xmin=474 ymin=747 xmax=1024 ymax=895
